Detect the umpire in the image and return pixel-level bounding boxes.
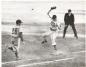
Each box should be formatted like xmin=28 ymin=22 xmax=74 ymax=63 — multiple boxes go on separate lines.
xmin=63 ymin=9 xmax=78 ymax=39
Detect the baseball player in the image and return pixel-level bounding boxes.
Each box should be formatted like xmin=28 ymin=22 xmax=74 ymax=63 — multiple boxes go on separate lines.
xmin=8 ymin=19 xmax=24 ymax=60
xmin=42 ymin=7 xmax=61 ymax=50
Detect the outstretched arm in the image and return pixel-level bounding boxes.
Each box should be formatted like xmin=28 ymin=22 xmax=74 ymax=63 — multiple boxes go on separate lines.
xmin=47 ymin=9 xmax=52 ymax=19
xmin=47 ymin=6 xmax=56 ymax=19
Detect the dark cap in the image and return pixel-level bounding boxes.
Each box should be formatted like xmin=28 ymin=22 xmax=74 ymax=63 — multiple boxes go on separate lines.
xmin=68 ymin=9 xmax=71 ymax=12
xmin=16 ymin=19 xmax=23 ymax=25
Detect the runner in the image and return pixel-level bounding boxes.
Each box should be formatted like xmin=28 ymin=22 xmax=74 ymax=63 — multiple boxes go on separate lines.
xmin=8 ymin=19 xmax=24 ymax=60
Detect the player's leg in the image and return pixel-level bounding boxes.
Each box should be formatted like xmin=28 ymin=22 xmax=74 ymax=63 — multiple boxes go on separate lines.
xmin=8 ymin=40 xmax=14 ymax=51
xmin=51 ymin=32 xmax=57 ymax=50
xmin=13 ymin=38 xmax=20 ymax=60
xmin=8 ymin=44 xmax=19 ymax=59
xmin=41 ymin=35 xmax=47 ymax=44
xmin=53 ymin=32 xmax=58 ymax=50
xmin=63 ymin=25 xmax=68 ymax=38
xmin=41 ymin=31 xmax=51 ymax=44
xmin=8 ymin=36 xmax=14 ymax=51
xmin=15 ymin=38 xmax=21 ymax=59
xmin=14 ymin=46 xmax=19 ymax=60
xmin=71 ymin=24 xmax=78 ymax=39
xmin=18 ymin=38 xmax=20 ymax=52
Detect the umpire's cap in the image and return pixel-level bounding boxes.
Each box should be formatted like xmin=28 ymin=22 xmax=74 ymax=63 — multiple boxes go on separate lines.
xmin=68 ymin=9 xmax=71 ymax=12
xmin=16 ymin=19 xmax=23 ymax=25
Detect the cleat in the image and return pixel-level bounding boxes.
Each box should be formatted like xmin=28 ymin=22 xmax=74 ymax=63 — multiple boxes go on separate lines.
xmin=8 ymin=47 xmax=13 ymax=51
xmin=74 ymin=35 xmax=78 ymax=39
xmin=76 ymin=36 xmax=78 ymax=39
xmin=41 ymin=40 xmax=47 ymax=44
xmin=41 ymin=41 xmax=45 ymax=44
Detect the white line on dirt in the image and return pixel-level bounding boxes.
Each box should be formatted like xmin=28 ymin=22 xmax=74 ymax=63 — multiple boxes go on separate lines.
xmin=16 ymin=50 xmax=86 ymax=67
xmin=17 ymin=57 xmax=74 ymax=67
xmin=2 ymin=50 xmax=85 ymax=65
xmin=2 ymin=58 xmax=38 ymax=65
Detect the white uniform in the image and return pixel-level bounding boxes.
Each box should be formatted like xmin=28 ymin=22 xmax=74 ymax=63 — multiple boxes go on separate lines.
xmin=11 ymin=25 xmax=22 ymax=52
xmin=43 ymin=20 xmax=61 ymax=46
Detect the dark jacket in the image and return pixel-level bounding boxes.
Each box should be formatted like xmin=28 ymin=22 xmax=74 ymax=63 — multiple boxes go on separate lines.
xmin=64 ymin=13 xmax=75 ymax=25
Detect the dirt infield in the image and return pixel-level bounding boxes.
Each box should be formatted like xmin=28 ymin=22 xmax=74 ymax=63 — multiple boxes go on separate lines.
xmin=2 ymin=33 xmax=85 ymax=67
xmin=2 ymin=23 xmax=85 ymax=67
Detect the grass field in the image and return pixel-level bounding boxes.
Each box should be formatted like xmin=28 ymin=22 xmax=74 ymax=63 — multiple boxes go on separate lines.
xmin=2 ymin=23 xmax=85 ymax=67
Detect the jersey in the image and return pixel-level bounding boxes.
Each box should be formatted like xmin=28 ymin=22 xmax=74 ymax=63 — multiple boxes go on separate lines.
xmin=50 ymin=20 xmax=58 ymax=31
xmin=12 ymin=26 xmax=20 ymax=37
xmin=50 ymin=20 xmax=61 ymax=31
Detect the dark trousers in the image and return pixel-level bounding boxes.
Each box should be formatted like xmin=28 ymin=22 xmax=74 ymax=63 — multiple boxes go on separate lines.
xmin=63 ymin=24 xmax=78 ymax=38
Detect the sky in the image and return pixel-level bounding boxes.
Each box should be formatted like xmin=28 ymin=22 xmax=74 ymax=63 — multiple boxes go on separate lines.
xmin=2 ymin=0 xmax=86 ymax=24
